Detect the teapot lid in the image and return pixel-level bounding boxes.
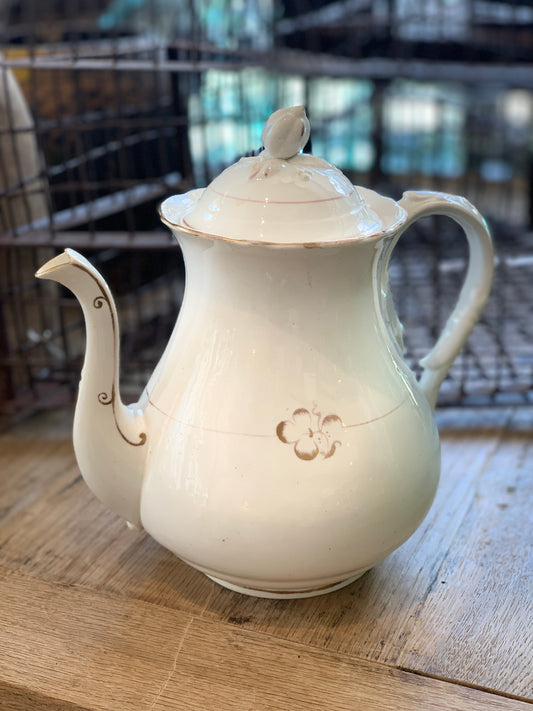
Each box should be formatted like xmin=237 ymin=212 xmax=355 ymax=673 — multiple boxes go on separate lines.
xmin=161 ymin=106 xmax=405 ymax=245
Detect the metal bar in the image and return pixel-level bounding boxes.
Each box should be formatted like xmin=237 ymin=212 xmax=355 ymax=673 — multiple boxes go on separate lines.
xmin=0 ymin=230 xmax=174 ymax=249
xmin=26 ymin=112 xmax=183 ymax=135
xmin=0 ymin=172 xmax=185 ymax=241
xmin=45 ymin=130 xmax=171 ymax=179
xmin=2 ymin=52 xmax=533 ymax=88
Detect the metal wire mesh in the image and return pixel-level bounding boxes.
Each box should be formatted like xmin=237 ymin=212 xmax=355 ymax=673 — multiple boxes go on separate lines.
xmin=0 ymin=0 xmax=532 ymax=425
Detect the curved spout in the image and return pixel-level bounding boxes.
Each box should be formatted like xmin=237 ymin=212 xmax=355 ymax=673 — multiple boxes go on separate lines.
xmin=36 ymin=249 xmax=147 ymax=528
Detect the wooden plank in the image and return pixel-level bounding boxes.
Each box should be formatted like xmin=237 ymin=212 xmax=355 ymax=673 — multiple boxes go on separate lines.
xmin=0 ymin=682 xmax=91 ymax=711
xmin=152 ymin=619 xmax=530 ymax=711
xmin=0 ymin=570 xmax=193 ymax=711
xmin=0 ymin=408 xmax=531 ymax=700
xmin=0 ymin=570 xmax=529 ymax=711
xmin=398 ymin=408 xmax=533 ymax=695
xmin=0 ymin=410 xmax=213 ymax=615
xmin=0 ymin=411 xmax=73 ymax=528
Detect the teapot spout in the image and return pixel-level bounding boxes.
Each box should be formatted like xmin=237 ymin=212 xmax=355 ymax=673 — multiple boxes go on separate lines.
xmin=36 ymin=249 xmax=147 ymax=528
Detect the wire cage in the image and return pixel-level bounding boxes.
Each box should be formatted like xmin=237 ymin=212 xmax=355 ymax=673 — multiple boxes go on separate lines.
xmin=0 ymin=0 xmax=532 ymax=426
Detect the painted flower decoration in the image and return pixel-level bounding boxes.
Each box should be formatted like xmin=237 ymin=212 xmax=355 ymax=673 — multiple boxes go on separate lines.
xmin=276 ymin=407 xmax=343 ymax=461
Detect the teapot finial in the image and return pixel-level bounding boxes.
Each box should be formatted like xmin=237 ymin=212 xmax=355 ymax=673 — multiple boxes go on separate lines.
xmin=262 ymin=106 xmax=310 ymax=159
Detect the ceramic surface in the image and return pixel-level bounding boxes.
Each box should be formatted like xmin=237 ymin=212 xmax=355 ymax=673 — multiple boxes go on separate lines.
xmin=36 ymin=107 xmax=494 ymax=598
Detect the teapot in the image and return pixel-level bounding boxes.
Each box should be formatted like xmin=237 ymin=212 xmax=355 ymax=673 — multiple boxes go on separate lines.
xmin=36 ymin=107 xmax=493 ymax=598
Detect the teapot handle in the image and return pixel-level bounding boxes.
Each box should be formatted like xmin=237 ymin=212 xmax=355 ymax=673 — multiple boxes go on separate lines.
xmin=395 ymin=191 xmax=494 ymax=410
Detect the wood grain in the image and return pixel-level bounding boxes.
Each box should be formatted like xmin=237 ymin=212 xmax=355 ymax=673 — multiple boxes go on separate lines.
xmin=0 ymin=682 xmax=91 ymax=711
xmin=1 ymin=570 xmax=530 ymax=711
xmin=0 ymin=406 xmax=531 ymax=708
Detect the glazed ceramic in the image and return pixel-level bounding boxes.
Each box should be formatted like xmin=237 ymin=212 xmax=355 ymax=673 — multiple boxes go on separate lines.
xmin=36 ymin=107 xmax=494 ymax=598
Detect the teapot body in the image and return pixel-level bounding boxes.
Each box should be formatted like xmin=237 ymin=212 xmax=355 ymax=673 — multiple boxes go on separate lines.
xmin=139 ymin=226 xmax=440 ymax=597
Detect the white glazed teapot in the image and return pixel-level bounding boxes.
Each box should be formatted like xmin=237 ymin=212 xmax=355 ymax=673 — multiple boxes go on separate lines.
xmin=36 ymin=107 xmax=493 ymax=598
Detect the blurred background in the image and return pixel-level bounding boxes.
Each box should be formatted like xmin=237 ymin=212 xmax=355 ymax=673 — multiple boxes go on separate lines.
xmin=0 ymin=0 xmax=531 ymax=426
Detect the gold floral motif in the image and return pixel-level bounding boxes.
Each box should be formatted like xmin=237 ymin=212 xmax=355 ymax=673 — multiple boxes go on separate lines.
xmin=276 ymin=406 xmax=343 ymax=461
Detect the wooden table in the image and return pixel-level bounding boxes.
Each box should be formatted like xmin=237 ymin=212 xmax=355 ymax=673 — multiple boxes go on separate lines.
xmin=0 ymin=406 xmax=531 ymax=710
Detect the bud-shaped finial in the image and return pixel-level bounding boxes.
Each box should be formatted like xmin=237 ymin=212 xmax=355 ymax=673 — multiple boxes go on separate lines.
xmin=262 ymin=106 xmax=310 ymax=159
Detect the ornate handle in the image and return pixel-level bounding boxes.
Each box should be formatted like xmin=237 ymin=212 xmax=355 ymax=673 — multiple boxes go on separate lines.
xmin=396 ymin=191 xmax=494 ymax=409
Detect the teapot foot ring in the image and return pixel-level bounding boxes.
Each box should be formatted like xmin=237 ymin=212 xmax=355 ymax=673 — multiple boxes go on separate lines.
xmin=206 ymin=571 xmax=368 ymax=599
